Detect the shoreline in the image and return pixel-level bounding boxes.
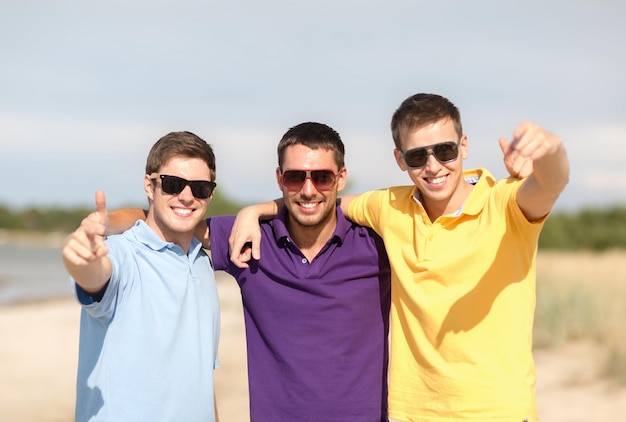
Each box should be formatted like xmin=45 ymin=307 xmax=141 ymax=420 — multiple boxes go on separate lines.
xmin=0 ymin=229 xmax=67 ymax=248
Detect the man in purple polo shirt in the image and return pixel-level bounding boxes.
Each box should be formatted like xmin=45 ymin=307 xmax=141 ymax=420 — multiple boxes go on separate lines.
xmin=207 ymin=122 xmax=390 ymax=421
xmin=109 ymin=122 xmax=391 ymax=421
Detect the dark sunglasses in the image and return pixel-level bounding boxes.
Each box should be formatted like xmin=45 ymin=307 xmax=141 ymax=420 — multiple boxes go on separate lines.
xmin=150 ymin=174 xmax=216 ymax=199
xmin=399 ymin=140 xmax=461 ymax=169
xmin=280 ymin=169 xmax=338 ymax=191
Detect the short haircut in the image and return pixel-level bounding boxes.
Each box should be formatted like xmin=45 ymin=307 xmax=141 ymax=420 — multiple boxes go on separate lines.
xmin=145 ymin=131 xmax=216 ymax=181
xmin=277 ymin=122 xmax=345 ymax=170
xmin=391 ymin=93 xmax=463 ymax=149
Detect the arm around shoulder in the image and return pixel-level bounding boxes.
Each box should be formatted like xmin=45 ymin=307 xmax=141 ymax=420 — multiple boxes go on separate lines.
xmin=228 ymin=199 xmax=282 ymax=268
xmin=107 ymin=208 xmax=147 ymax=235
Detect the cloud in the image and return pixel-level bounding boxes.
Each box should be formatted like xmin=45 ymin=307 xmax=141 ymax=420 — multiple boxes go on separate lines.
xmin=2 ymin=1 xmax=625 ymax=211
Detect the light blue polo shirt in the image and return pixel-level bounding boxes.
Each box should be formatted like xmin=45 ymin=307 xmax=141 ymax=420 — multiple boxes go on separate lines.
xmin=72 ymin=220 xmax=220 ymax=422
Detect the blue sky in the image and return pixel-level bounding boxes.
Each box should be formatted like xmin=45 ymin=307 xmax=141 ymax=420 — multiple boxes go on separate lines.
xmin=2 ymin=1 xmax=625 ymax=212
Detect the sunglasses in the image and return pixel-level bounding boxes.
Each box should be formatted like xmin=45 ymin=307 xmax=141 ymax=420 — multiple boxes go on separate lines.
xmin=150 ymin=174 xmax=216 ymax=199
xmin=280 ymin=169 xmax=338 ymax=191
xmin=399 ymin=140 xmax=461 ymax=169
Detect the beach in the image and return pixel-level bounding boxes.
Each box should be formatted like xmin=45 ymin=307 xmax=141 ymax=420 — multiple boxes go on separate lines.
xmin=1 ymin=274 xmax=626 ymax=421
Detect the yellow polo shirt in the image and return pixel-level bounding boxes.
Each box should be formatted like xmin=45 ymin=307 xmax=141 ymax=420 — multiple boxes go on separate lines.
xmin=348 ymin=168 xmax=544 ymax=422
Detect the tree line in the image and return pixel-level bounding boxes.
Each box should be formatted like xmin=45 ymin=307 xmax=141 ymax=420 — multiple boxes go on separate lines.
xmin=538 ymin=206 xmax=626 ymax=251
xmin=0 ymin=190 xmax=242 ymax=235
xmin=2 ymin=199 xmax=626 ymax=251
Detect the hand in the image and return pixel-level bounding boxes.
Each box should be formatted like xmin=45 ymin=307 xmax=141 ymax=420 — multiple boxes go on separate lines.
xmin=228 ymin=206 xmax=263 ymax=269
xmin=62 ymin=190 xmax=109 ymax=266
xmin=499 ymin=137 xmax=533 ymax=178
xmin=502 ymin=121 xmax=563 ymax=165
xmin=504 ymin=122 xmax=569 ymax=222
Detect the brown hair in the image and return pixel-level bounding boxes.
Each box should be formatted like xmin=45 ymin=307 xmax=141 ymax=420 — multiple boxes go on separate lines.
xmin=145 ymin=131 xmax=216 ymax=181
xmin=391 ymin=93 xmax=463 ymax=149
xmin=277 ymin=122 xmax=345 ymax=170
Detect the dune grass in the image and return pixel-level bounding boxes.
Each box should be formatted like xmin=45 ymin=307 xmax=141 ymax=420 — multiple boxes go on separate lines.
xmin=534 ymin=250 xmax=626 ymax=384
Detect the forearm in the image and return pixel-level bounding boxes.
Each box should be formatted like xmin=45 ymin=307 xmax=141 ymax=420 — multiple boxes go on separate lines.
xmin=64 ymin=256 xmax=112 ymax=294
xmin=107 ymin=208 xmax=147 ymax=235
xmin=517 ymin=140 xmax=570 ymax=220
xmin=240 ymin=199 xmax=283 ymax=219
xmin=532 ymin=142 xmax=570 ymax=197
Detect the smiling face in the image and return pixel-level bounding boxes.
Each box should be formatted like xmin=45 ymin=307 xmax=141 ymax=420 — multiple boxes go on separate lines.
xmin=276 ymin=144 xmax=346 ymax=237
xmin=145 ymin=155 xmax=213 ymax=250
xmin=394 ymin=118 xmax=471 ymax=219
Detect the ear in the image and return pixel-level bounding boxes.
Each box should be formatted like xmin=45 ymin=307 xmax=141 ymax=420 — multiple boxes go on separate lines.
xmin=144 ymin=174 xmax=155 ymax=201
xmin=394 ymin=148 xmax=408 ymax=171
xmin=275 ymin=167 xmax=283 ymax=191
xmin=460 ymin=135 xmax=469 ymax=160
xmin=336 ymin=167 xmax=348 ymax=192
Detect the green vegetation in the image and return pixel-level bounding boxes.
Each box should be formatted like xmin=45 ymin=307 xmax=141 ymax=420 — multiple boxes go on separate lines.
xmin=540 ymin=206 xmax=626 ymax=251
xmin=0 ymin=190 xmax=244 ymax=234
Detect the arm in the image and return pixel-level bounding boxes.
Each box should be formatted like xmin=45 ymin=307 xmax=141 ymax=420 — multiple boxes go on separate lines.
xmin=214 ymin=392 xmax=219 ymax=422
xmin=108 ymin=207 xmax=211 ymax=249
xmin=107 ymin=208 xmax=147 ymax=235
xmin=61 ymin=190 xmax=112 ymax=293
xmin=501 ymin=121 xmax=569 ymax=221
xmin=337 ymin=194 xmax=359 ymax=216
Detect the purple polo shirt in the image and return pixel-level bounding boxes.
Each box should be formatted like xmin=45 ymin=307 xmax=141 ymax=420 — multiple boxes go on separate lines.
xmin=208 ymin=205 xmax=390 ymax=422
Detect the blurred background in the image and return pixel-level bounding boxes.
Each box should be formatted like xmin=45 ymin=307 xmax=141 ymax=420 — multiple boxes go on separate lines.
xmin=1 ymin=1 xmax=625 ymax=421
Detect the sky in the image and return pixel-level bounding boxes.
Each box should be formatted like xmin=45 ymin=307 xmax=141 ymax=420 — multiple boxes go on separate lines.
xmin=2 ymin=0 xmax=625 ymax=212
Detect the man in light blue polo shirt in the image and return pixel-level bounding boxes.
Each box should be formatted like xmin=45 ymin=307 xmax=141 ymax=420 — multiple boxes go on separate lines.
xmin=62 ymin=131 xmax=221 ymax=422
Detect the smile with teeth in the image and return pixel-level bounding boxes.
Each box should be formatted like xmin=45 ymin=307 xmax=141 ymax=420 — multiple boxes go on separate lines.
xmin=173 ymin=207 xmax=193 ymax=216
xmin=426 ymin=175 xmax=447 ymax=185
xmin=299 ymin=201 xmax=319 ymax=209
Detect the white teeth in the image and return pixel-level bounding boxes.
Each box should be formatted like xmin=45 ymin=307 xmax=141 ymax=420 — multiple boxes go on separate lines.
xmin=300 ymin=202 xmax=317 ymax=209
xmin=174 ymin=208 xmax=192 ymax=216
xmin=428 ymin=176 xmax=446 ymax=185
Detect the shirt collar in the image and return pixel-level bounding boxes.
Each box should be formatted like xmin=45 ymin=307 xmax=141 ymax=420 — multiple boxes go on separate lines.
xmin=273 ymin=201 xmax=345 ymax=247
xmin=131 ymin=220 xmax=203 ymax=258
xmin=410 ymin=168 xmax=493 ymax=217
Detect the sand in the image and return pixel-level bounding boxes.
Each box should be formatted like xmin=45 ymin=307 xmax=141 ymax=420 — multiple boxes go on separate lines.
xmin=1 ymin=273 xmax=625 ymax=422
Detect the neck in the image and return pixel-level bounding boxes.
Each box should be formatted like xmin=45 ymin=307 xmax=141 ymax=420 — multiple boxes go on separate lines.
xmin=421 ymin=180 xmax=474 ymax=222
xmin=286 ymin=215 xmax=337 ymax=262
xmin=145 ymin=212 xmax=194 ymax=255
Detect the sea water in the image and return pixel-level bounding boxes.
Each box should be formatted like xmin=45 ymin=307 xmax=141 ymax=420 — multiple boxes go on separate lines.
xmin=0 ymin=244 xmax=71 ymax=305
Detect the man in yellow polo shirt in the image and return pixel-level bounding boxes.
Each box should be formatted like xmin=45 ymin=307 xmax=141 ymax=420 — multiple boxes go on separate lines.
xmin=229 ymin=93 xmax=569 ymax=421
xmin=342 ymin=93 xmax=569 ymax=421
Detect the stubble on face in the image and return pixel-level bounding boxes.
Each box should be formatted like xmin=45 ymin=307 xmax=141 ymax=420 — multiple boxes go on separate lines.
xmin=279 ymin=145 xmax=342 ymax=238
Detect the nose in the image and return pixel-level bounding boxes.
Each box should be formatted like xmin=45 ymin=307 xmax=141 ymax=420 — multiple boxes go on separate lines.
xmin=423 ymin=151 xmax=442 ymax=171
xmin=300 ymin=177 xmax=317 ymax=196
xmin=177 ymin=184 xmax=195 ymax=202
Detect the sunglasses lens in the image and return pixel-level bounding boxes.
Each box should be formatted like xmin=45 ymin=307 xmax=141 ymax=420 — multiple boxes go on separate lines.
xmin=282 ymin=171 xmax=307 ymax=190
xmin=310 ymin=170 xmax=336 ymax=189
xmin=190 ymin=182 xmax=215 ymax=199
xmin=403 ymin=149 xmax=428 ymax=168
xmin=161 ymin=176 xmax=186 ymax=195
xmin=433 ymin=142 xmax=459 ymax=162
